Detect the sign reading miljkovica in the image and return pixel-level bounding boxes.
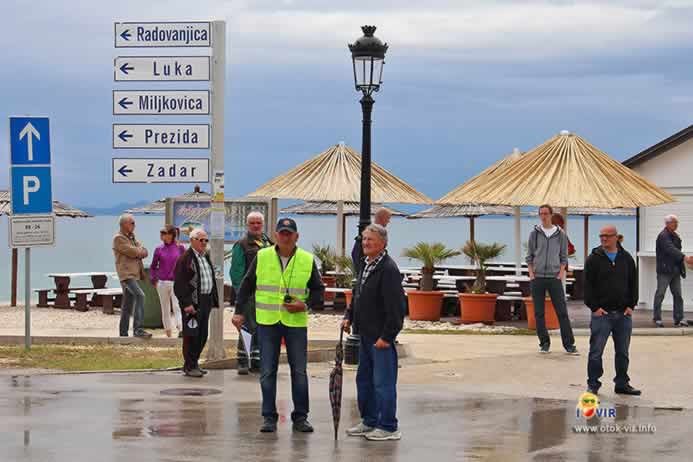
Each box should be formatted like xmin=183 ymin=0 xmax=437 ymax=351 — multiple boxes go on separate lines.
xmin=113 ymin=90 xmax=210 ymax=115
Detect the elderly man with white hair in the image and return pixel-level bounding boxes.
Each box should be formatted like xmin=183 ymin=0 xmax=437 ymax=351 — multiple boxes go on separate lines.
xmin=229 ymin=211 xmax=273 ymax=375
xmin=112 ymin=214 xmax=151 ymax=338
xmin=653 ymin=214 xmax=693 ymax=327
xmin=351 ymin=207 xmax=393 ymax=275
xmin=174 ymin=228 xmax=219 ymax=377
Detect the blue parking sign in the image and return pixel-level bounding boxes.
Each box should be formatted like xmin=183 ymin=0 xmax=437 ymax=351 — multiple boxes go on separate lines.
xmin=11 ymin=166 xmax=53 ymax=215
xmin=10 ymin=117 xmax=51 ymax=165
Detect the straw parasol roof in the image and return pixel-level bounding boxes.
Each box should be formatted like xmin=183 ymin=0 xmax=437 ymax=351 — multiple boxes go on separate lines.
xmin=437 ymin=131 xmax=673 ymax=208
xmin=281 ymin=201 xmax=406 ymax=217
xmin=126 ymin=186 xmax=210 ymax=214
xmin=568 ymin=207 xmax=635 ymax=217
xmin=408 ymin=204 xmax=516 ymax=219
xmin=247 ymin=143 xmax=433 ymax=204
xmin=0 ymin=190 xmax=92 ymax=217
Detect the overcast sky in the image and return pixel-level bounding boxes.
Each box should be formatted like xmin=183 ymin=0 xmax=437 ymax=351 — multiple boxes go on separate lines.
xmin=1 ymin=0 xmax=692 ymax=207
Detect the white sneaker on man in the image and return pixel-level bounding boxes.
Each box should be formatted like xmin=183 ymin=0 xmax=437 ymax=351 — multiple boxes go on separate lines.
xmin=364 ymin=428 xmax=402 ymax=441
xmin=346 ymin=422 xmax=374 ymax=437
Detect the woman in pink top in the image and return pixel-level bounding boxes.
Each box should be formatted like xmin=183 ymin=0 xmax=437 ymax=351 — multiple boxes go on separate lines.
xmin=151 ymin=225 xmax=186 ymax=337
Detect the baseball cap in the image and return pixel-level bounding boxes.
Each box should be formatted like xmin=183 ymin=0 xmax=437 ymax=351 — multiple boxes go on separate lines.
xmin=276 ymin=218 xmax=298 ymax=233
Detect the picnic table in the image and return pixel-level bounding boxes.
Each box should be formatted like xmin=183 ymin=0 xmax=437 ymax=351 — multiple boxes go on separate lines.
xmin=44 ymin=272 xmax=118 ymax=309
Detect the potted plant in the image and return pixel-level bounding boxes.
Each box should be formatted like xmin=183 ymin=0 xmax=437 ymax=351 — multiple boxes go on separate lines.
xmin=402 ymin=242 xmax=461 ymax=321
xmin=335 ymin=255 xmax=356 ymax=307
xmin=459 ymin=240 xmax=507 ymax=324
xmin=312 ymin=243 xmax=337 ymax=303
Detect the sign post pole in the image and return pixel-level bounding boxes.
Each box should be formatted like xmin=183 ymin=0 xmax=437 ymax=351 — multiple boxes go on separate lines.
xmin=207 ymin=20 xmax=226 ymax=361
xmin=24 ymin=248 xmax=31 ymax=350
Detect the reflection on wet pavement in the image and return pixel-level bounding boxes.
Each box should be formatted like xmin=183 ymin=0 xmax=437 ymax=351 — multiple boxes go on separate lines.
xmin=0 ymin=369 xmax=691 ymax=461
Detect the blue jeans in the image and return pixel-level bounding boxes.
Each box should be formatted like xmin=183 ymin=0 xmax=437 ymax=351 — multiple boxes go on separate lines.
xmin=530 ymin=278 xmax=575 ymax=350
xmin=587 ymin=311 xmax=632 ymax=390
xmin=356 ymin=336 xmax=398 ymax=432
xmin=257 ymin=323 xmax=309 ymax=422
xmin=120 ymin=279 xmax=144 ymax=336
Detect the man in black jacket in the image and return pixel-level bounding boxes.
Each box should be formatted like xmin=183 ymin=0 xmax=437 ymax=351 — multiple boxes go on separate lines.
xmin=342 ymin=224 xmax=405 ymax=441
xmin=584 ymin=225 xmax=640 ymax=396
xmin=653 ymin=215 xmax=693 ymax=327
xmin=174 ymin=228 xmax=219 ymax=378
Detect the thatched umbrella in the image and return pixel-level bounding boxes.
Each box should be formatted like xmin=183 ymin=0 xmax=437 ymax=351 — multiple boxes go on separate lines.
xmin=0 ymin=190 xmax=92 ymax=306
xmin=408 ymin=204 xmax=516 ymax=243
xmin=437 ymin=132 xmax=673 ymax=272
xmin=569 ymin=208 xmax=636 ymax=262
xmin=247 ymin=142 xmax=432 ymax=255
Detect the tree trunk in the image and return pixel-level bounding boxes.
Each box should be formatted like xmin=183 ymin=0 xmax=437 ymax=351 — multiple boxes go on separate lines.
xmin=420 ymin=267 xmax=435 ymax=291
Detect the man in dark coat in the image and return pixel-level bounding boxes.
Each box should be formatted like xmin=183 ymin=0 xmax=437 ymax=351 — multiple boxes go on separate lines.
xmin=584 ymin=225 xmax=640 ymax=396
xmin=174 ymin=228 xmax=219 ymax=378
xmin=351 ymin=208 xmax=392 ymax=275
xmin=342 ymin=223 xmax=405 ymax=441
xmin=653 ymin=215 xmax=693 ymax=327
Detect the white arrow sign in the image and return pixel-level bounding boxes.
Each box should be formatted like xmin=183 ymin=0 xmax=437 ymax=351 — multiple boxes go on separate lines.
xmin=115 ymin=22 xmax=211 ymax=48
xmin=112 ymin=158 xmax=210 ymax=183
xmin=114 ymin=56 xmax=210 ymax=81
xmin=113 ymin=90 xmax=210 ymax=115
xmin=113 ymin=124 xmax=210 ymax=149
xmin=19 ymin=122 xmax=40 ymax=161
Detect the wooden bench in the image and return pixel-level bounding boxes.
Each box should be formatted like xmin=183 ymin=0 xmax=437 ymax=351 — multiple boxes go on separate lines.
xmin=496 ymin=295 xmax=525 ymax=321
xmin=34 ymin=288 xmax=54 ymax=308
xmin=72 ymin=288 xmax=123 ymax=314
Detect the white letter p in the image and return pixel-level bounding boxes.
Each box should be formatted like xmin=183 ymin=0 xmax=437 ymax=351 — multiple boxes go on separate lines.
xmin=23 ymin=176 xmax=40 ymax=205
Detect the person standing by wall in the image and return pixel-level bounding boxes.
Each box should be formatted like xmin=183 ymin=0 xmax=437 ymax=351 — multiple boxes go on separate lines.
xmin=527 ymin=205 xmax=577 ymax=354
xmin=229 ymin=211 xmax=273 ymax=374
xmin=113 ymin=214 xmax=151 ymax=338
xmin=151 ymin=224 xmax=186 ymax=338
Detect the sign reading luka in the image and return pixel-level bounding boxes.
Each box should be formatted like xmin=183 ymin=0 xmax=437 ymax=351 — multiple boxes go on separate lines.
xmin=9 ymin=117 xmax=53 ymax=216
xmin=115 ymin=22 xmax=211 ymax=48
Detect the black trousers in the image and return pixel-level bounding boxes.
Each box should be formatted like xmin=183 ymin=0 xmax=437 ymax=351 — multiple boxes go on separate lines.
xmin=182 ymin=294 xmax=212 ymax=371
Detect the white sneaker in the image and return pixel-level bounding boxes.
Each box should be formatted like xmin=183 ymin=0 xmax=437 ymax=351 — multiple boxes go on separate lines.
xmin=364 ymin=428 xmax=402 ymax=441
xmin=346 ymin=422 xmax=375 ymax=436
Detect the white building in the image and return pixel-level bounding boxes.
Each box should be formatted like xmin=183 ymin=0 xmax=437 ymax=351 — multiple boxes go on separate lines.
xmin=623 ymin=124 xmax=693 ymax=310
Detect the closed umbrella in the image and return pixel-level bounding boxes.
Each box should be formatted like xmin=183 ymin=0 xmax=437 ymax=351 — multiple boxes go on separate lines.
xmin=329 ymin=329 xmax=345 ymax=440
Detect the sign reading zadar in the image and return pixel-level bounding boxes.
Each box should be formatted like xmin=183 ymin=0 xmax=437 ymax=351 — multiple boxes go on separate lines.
xmin=114 ymin=56 xmax=210 ymax=81
xmin=114 ymin=22 xmax=211 ymax=48
xmin=112 ymin=158 xmax=210 ymax=183
xmin=113 ymin=90 xmax=210 ymax=115
xmin=112 ymin=124 xmax=210 ymax=149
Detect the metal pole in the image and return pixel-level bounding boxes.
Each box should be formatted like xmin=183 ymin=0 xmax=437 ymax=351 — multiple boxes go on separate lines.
xmin=583 ymin=215 xmax=589 ymax=264
xmin=514 ymin=207 xmax=522 ymax=275
xmin=358 ymin=95 xmax=374 ymax=234
xmin=11 ymin=248 xmax=18 ymax=307
xmin=336 ymin=200 xmax=345 ymax=257
xmin=24 ymin=248 xmax=31 ymax=350
xmin=207 ymin=19 xmax=226 ymax=361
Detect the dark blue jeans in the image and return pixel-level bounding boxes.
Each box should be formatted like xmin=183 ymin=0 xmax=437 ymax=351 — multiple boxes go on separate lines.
xmin=356 ymin=336 xmax=399 ymax=432
xmin=587 ymin=311 xmax=632 ymax=391
xmin=257 ymin=323 xmax=309 ymax=422
xmin=530 ymin=278 xmax=575 ymax=350
xmin=653 ymin=272 xmax=684 ymax=323
xmin=119 ymin=279 xmax=145 ymax=336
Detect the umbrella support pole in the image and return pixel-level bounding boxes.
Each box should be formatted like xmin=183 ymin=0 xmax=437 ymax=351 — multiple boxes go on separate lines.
xmin=514 ymin=207 xmax=521 ymax=275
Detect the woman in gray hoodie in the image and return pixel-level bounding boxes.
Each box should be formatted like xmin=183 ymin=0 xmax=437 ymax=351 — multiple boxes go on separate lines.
xmin=526 ymin=205 xmax=577 ymax=354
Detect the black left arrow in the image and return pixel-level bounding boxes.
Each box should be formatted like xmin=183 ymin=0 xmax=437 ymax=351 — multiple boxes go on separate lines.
xmin=118 ymin=97 xmax=133 ymax=110
xmin=118 ymin=165 xmax=133 ymax=177
xmin=119 ymin=63 xmax=134 ymax=75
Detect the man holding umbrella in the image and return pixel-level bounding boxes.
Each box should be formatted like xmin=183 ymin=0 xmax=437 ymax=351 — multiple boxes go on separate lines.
xmin=342 ymin=223 xmax=405 ymax=441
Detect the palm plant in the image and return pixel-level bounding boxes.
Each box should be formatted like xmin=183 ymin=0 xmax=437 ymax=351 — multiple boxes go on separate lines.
xmin=403 ymin=242 xmax=462 ymax=291
xmin=462 ymin=240 xmax=507 ymax=294
xmin=312 ymin=243 xmax=336 ymax=274
xmin=335 ymin=255 xmax=355 ymax=288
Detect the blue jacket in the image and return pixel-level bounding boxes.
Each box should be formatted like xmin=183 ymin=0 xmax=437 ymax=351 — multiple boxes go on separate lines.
xmin=656 ymin=228 xmax=686 ymax=277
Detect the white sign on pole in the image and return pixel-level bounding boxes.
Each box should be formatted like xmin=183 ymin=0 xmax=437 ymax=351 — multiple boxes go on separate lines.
xmin=114 ymin=56 xmax=210 ymax=81
xmin=112 ymin=158 xmax=210 ymax=183
xmin=115 ymin=22 xmax=211 ymax=48
xmin=113 ymin=124 xmax=210 ymax=149
xmin=10 ymin=215 xmax=55 ymax=247
xmin=113 ymin=90 xmax=210 ymax=115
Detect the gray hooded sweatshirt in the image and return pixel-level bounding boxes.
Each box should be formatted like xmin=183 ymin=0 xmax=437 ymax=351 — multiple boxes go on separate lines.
xmin=526 ymin=225 xmax=568 ymax=278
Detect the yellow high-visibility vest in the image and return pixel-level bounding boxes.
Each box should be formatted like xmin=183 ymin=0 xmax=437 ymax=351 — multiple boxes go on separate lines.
xmin=255 ymin=246 xmax=313 ymax=327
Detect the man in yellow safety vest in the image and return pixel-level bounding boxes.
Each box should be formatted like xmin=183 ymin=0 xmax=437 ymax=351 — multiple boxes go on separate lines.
xmin=233 ymin=218 xmax=324 ymax=434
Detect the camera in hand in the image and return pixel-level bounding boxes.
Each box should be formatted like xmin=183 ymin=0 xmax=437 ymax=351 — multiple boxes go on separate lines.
xmin=284 ymin=293 xmax=294 ymax=304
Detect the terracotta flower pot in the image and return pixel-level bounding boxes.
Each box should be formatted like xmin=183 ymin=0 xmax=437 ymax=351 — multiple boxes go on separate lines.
xmin=344 ymin=289 xmax=353 ymax=307
xmin=524 ymin=297 xmax=560 ymax=330
xmin=322 ymin=275 xmax=337 ymax=302
xmin=459 ymin=293 xmax=498 ymax=325
xmin=407 ymin=290 xmax=444 ymax=321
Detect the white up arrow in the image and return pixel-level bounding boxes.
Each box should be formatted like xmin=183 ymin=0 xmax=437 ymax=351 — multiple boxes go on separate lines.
xmin=19 ymin=122 xmax=40 ymax=161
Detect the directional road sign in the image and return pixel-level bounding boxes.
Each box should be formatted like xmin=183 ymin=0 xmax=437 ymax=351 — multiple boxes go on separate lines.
xmin=112 ymin=158 xmax=210 ymax=183
xmin=11 ymin=167 xmax=53 ymax=215
xmin=112 ymin=124 xmax=210 ymax=149
xmin=115 ymin=22 xmax=211 ymax=48
xmin=113 ymin=90 xmax=210 ymax=115
xmin=9 ymin=116 xmax=53 ymax=216
xmin=10 ymin=117 xmax=51 ymax=165
xmin=114 ymin=56 xmax=210 ymax=81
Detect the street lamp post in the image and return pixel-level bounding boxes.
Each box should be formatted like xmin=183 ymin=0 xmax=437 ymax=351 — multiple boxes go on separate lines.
xmin=345 ymin=25 xmax=388 ymax=365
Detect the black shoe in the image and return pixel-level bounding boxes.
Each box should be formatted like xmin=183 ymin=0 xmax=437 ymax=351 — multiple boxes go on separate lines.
xmin=674 ymin=322 xmax=688 ymax=328
xmin=199 ymin=368 xmax=208 ymax=375
xmin=119 ymin=333 xmax=128 ymax=337
xmin=238 ymin=363 xmax=249 ymax=375
xmin=260 ymin=418 xmax=277 ymax=433
xmin=293 ymin=419 xmax=314 ymax=433
xmin=654 ymin=320 xmax=664 ymax=328
xmin=586 ymin=387 xmax=599 ymax=395
xmin=615 ymin=385 xmax=641 ymax=396
xmin=539 ymin=344 xmax=550 ymax=354
xmin=134 ymin=330 xmax=152 ymax=338
xmin=565 ymin=346 xmax=579 ymax=355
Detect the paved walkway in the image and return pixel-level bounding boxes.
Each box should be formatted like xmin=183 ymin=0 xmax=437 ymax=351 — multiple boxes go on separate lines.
xmin=2 ymin=335 xmax=693 ymax=461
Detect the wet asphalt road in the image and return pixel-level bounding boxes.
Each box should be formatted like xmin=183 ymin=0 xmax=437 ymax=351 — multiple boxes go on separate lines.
xmin=1 ymin=363 xmax=691 ymax=462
